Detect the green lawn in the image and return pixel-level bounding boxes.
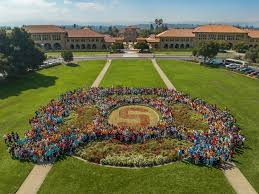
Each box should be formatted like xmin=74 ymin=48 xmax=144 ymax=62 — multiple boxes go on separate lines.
xmin=0 ymin=60 xmax=105 ymax=194
xmin=100 ymin=59 xmax=166 ymax=88
xmin=154 ymin=49 xmax=192 ymax=55
xmin=38 ymin=59 xmax=234 ymax=194
xmin=38 ymin=157 xmax=234 ymax=194
xmin=158 ymin=60 xmax=259 ymax=192
xmin=46 ymin=51 xmax=109 ymax=58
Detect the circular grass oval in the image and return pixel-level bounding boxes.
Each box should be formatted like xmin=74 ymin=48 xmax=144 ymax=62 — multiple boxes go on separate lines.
xmin=108 ymin=105 xmax=160 ymax=128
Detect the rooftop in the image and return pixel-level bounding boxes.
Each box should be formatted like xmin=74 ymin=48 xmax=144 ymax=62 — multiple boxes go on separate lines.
xmin=146 ymin=34 xmax=160 ymax=43
xmin=246 ymin=29 xmax=259 ymax=38
xmin=66 ymin=28 xmax=104 ymax=38
xmin=193 ymin=25 xmax=246 ymax=33
xmin=157 ymin=29 xmax=195 ymax=38
xmin=24 ymin=25 xmax=66 ymax=33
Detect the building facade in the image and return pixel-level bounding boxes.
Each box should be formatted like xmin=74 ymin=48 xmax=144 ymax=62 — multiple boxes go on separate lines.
xmin=146 ymin=25 xmax=259 ymax=49
xmin=24 ymin=25 xmax=259 ymax=51
xmin=118 ymin=26 xmax=138 ymax=43
xmin=24 ymin=25 xmax=114 ymax=51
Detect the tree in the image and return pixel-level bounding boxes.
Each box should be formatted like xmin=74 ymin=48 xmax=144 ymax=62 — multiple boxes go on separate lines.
xmin=0 ymin=28 xmax=46 ymax=78
xmin=61 ymin=51 xmax=73 ymax=63
xmin=192 ymin=48 xmax=198 ymax=57
xmin=195 ymin=41 xmax=220 ymax=62
xmin=245 ymin=48 xmax=259 ymax=63
xmin=154 ymin=18 xmax=165 ymax=34
xmin=0 ymin=53 xmax=10 ymax=78
xmin=217 ymin=41 xmax=231 ymax=51
xmin=234 ymin=42 xmax=249 ymax=53
xmin=138 ymin=29 xmax=152 ymax=38
xmin=111 ymin=43 xmax=124 ymax=52
xmin=134 ymin=42 xmax=150 ymax=52
xmin=150 ymin=24 xmax=154 ymax=32
xmin=10 ymin=28 xmax=46 ymax=74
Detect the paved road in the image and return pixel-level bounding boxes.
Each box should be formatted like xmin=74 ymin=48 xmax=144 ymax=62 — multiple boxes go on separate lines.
xmin=68 ymin=54 xmax=194 ymax=62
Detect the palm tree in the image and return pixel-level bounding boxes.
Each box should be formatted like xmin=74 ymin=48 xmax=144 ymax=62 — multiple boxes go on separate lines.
xmin=158 ymin=19 xmax=163 ymax=26
xmin=155 ymin=19 xmax=159 ymax=26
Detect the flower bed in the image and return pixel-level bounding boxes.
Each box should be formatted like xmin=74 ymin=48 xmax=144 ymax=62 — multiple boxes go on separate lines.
xmin=77 ymin=138 xmax=191 ymax=167
xmin=4 ymin=87 xmax=245 ymax=167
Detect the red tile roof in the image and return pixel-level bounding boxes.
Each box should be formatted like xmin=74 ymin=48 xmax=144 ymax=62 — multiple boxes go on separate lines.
xmin=146 ymin=34 xmax=160 ymax=43
xmin=157 ymin=29 xmax=195 ymax=38
xmin=193 ymin=25 xmax=246 ymax=33
xmin=104 ymin=35 xmax=116 ymax=43
xmin=24 ymin=25 xmax=66 ymax=33
xmin=66 ymin=28 xmax=104 ymax=38
xmin=246 ymin=29 xmax=259 ymax=38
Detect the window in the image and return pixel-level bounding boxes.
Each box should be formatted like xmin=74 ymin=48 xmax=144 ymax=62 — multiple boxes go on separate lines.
xmin=42 ymin=34 xmax=50 ymax=41
xmin=218 ymin=34 xmax=225 ymax=40
xmin=32 ymin=34 xmax=41 ymax=41
xmin=208 ymin=34 xmax=217 ymax=40
xmin=52 ymin=34 xmax=61 ymax=41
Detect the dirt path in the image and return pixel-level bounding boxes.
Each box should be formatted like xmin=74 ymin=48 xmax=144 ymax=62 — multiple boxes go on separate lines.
xmin=152 ymin=58 xmax=258 ymax=194
xmin=15 ymin=59 xmax=112 ymax=194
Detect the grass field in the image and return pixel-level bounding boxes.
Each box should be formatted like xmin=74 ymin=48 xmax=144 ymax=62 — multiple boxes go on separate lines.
xmin=38 ymin=157 xmax=234 ymax=194
xmin=100 ymin=59 xmax=166 ymax=88
xmin=38 ymin=59 xmax=235 ymax=194
xmin=154 ymin=49 xmax=192 ymax=55
xmin=46 ymin=51 xmax=109 ymax=58
xmin=0 ymin=60 xmax=105 ymax=194
xmin=3 ymin=59 xmax=257 ymax=194
xmin=158 ymin=60 xmax=259 ymax=192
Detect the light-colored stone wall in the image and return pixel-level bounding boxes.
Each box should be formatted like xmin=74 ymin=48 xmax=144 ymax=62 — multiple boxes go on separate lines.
xmin=31 ymin=33 xmax=66 ymax=50
xmin=66 ymin=37 xmax=109 ymax=51
xmin=194 ymin=32 xmax=249 ymax=46
xmin=158 ymin=37 xmax=195 ymax=49
xmin=248 ymin=38 xmax=259 ymax=48
xmin=29 ymin=33 xmax=111 ymax=51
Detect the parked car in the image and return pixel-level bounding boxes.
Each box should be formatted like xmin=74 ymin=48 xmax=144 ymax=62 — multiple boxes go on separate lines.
xmin=250 ymin=71 xmax=259 ymax=76
xmin=226 ymin=64 xmax=240 ymax=69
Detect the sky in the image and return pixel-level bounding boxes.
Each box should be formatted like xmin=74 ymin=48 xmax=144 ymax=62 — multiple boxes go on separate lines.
xmin=0 ymin=0 xmax=259 ymax=26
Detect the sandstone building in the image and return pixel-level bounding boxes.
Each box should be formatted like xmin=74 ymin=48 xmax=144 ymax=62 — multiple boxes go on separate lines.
xmin=24 ymin=25 xmax=114 ymax=51
xmin=24 ymin=24 xmax=259 ymax=51
xmin=147 ymin=25 xmax=259 ymax=49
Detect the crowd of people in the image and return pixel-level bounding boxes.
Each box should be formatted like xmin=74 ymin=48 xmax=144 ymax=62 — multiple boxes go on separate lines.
xmin=4 ymin=87 xmax=245 ymax=166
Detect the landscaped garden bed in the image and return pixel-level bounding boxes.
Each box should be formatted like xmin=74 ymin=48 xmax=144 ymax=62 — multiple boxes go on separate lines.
xmin=4 ymin=87 xmax=244 ymax=168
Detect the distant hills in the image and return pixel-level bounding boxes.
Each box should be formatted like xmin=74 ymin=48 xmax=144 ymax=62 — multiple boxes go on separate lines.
xmin=1 ymin=22 xmax=259 ymax=30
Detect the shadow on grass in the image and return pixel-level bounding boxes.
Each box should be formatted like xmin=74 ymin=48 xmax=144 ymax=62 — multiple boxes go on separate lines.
xmin=0 ymin=72 xmax=58 ymax=100
xmin=66 ymin=63 xmax=79 ymax=67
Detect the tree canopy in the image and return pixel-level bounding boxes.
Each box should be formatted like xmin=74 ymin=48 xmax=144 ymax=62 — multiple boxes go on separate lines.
xmin=134 ymin=42 xmax=150 ymax=52
xmin=245 ymin=48 xmax=259 ymax=63
xmin=111 ymin=43 xmax=124 ymax=52
xmin=194 ymin=41 xmax=220 ymax=61
xmin=61 ymin=51 xmax=74 ymax=63
xmin=0 ymin=28 xmax=46 ymax=78
xmin=234 ymin=42 xmax=249 ymax=53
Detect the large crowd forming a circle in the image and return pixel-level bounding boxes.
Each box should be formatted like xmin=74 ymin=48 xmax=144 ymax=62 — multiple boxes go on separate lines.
xmin=3 ymin=87 xmax=245 ymax=167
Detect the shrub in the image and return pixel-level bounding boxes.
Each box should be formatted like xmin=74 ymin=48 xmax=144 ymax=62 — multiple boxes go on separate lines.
xmin=61 ymin=51 xmax=73 ymax=63
xmin=76 ymin=138 xmax=191 ymax=167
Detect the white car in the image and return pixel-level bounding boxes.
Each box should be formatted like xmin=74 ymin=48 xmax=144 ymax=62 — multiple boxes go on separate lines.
xmin=226 ymin=63 xmax=240 ymax=69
